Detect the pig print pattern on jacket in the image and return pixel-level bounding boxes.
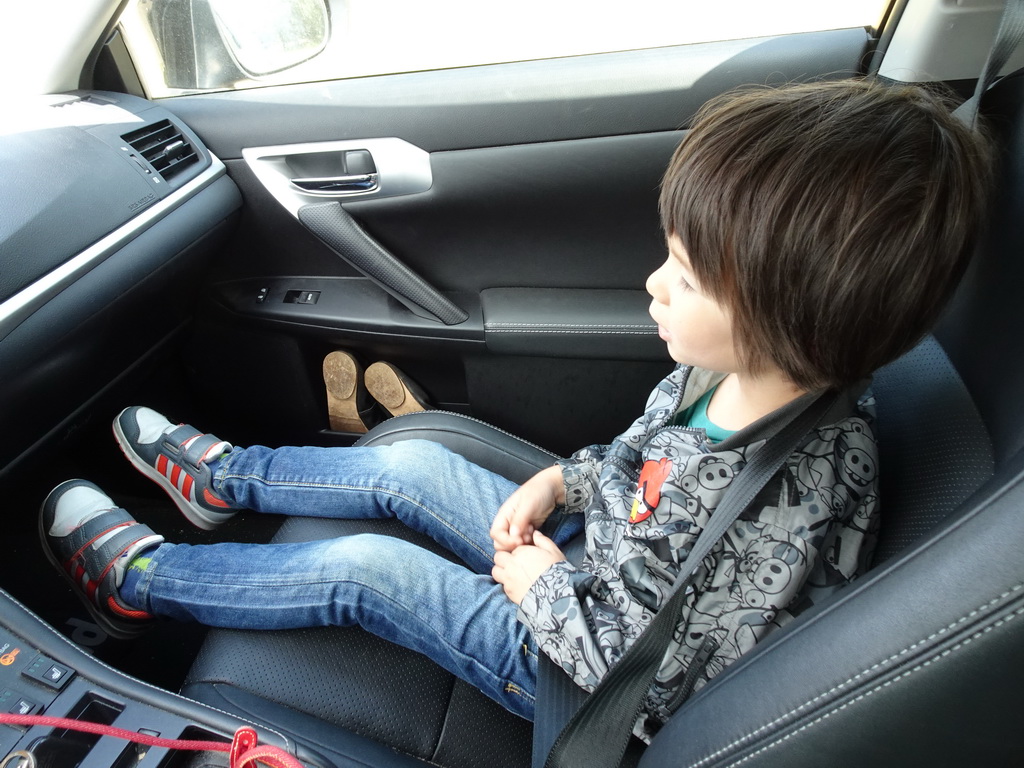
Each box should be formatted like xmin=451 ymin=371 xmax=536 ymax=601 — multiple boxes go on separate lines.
xmin=517 ymin=365 xmax=879 ymax=741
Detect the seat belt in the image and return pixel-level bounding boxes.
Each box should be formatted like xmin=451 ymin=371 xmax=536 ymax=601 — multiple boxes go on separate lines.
xmin=533 ymin=389 xmax=837 ymax=768
xmin=953 ymin=0 xmax=1024 ymax=129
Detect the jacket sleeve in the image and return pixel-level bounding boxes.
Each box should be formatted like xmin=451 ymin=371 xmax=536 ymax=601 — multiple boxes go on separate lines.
xmin=557 ymin=444 xmax=608 ymax=514
xmin=517 ymin=560 xmax=649 ymax=692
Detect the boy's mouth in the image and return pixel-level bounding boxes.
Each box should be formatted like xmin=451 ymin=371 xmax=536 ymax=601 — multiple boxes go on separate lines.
xmin=648 ymin=303 xmax=668 ymax=340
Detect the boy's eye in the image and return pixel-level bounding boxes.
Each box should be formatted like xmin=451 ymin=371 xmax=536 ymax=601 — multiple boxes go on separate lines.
xmin=679 ymin=276 xmax=694 ymax=292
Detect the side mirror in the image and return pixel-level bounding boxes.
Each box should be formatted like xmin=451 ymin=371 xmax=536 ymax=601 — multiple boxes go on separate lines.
xmin=208 ymin=0 xmax=330 ymax=76
xmin=133 ymin=0 xmax=330 ymax=91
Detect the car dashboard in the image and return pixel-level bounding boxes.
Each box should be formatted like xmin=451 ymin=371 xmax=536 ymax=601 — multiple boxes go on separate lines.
xmin=0 ymin=91 xmax=258 ymax=766
xmin=0 ymin=91 xmax=240 ymax=480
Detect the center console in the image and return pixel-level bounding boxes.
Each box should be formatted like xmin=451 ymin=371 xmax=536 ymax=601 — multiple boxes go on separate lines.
xmin=0 ymin=590 xmax=325 ymax=768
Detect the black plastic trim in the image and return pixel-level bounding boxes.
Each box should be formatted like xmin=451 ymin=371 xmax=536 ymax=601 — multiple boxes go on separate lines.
xmin=212 ymin=276 xmax=484 ymax=345
xmin=481 ymin=287 xmax=666 ymax=361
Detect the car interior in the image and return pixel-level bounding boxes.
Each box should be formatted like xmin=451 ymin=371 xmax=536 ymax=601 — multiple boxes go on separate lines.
xmin=2 ymin=0 xmax=1023 ymax=765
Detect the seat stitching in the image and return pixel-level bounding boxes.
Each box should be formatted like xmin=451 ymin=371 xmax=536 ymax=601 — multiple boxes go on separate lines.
xmin=690 ymin=581 xmax=1024 ymax=767
xmin=722 ymin=602 xmax=1024 ymax=767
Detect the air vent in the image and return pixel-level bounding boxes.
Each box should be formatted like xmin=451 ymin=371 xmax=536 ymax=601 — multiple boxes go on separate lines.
xmin=122 ymin=119 xmax=199 ymax=181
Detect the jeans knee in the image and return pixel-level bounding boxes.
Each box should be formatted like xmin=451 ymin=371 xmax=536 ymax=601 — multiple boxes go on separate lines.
xmin=384 ymin=439 xmax=448 ymax=463
xmin=379 ymin=440 xmax=456 ymax=483
xmin=320 ymin=534 xmax=393 ymax=577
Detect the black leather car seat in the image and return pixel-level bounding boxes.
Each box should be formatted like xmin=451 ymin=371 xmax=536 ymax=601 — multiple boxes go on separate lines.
xmin=180 ymin=75 xmax=1024 ymax=767
xmin=182 ymin=413 xmax=556 ymax=768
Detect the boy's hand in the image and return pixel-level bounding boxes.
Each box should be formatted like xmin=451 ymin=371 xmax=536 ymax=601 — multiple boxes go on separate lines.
xmin=491 ymin=465 xmax=566 ymax=552
xmin=491 ymin=531 xmax=566 ymax=605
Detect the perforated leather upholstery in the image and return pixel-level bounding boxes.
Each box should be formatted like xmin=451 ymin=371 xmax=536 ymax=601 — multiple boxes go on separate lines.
xmin=870 ymin=336 xmax=994 ymax=563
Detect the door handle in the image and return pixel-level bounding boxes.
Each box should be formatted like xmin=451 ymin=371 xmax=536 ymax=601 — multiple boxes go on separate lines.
xmin=243 ymin=138 xmax=433 ymax=216
xmin=291 ymin=173 xmax=379 ymax=195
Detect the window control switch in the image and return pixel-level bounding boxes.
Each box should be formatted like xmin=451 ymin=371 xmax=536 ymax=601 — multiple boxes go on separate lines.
xmin=284 ymin=290 xmax=321 ymax=305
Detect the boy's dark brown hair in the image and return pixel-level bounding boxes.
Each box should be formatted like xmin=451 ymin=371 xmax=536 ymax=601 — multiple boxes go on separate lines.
xmin=659 ymin=79 xmax=993 ymax=390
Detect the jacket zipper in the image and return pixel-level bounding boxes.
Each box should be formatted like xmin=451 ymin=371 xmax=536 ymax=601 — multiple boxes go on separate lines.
xmin=641 ymin=365 xmax=716 ymax=452
xmin=606 ymin=454 xmax=642 ymax=481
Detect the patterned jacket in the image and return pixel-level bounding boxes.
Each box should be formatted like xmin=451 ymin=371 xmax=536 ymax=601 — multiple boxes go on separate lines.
xmin=517 ymin=365 xmax=879 ymax=741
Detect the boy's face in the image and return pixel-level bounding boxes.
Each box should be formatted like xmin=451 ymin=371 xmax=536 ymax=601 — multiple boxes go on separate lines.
xmin=646 ymin=235 xmax=740 ymax=373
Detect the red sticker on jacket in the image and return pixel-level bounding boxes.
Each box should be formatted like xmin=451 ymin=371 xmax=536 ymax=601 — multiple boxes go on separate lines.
xmin=629 ymin=458 xmax=673 ymax=524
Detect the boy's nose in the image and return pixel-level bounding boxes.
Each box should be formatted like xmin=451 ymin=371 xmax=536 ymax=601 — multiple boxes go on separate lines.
xmin=646 ymin=262 xmax=667 ymax=301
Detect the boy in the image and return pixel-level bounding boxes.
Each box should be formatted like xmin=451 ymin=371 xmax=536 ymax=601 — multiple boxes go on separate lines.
xmin=42 ymin=79 xmax=991 ymax=741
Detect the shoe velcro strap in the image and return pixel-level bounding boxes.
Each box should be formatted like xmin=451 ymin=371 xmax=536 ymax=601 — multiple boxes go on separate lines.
xmin=74 ymin=515 xmax=163 ymax=580
xmin=65 ymin=507 xmax=137 ymax=552
xmin=164 ymin=426 xmax=226 ymax=470
xmin=90 ymin=524 xmax=163 ymax=575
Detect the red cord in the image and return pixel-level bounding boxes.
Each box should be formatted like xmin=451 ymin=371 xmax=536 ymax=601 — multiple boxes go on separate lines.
xmin=0 ymin=713 xmax=304 ymax=768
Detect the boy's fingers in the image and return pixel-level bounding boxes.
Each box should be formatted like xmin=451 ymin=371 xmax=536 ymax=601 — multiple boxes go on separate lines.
xmin=492 ymin=501 xmax=513 ymax=529
xmin=492 ymin=527 xmax=519 ymax=551
xmin=491 ymin=503 xmax=520 ymax=538
xmin=533 ymin=530 xmax=562 ymax=556
xmin=492 ymin=551 xmax=514 ymax=585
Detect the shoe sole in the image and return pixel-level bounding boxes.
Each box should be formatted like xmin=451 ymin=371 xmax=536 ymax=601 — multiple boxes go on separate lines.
xmin=365 ymin=362 xmax=430 ymax=416
xmin=323 ymin=351 xmax=370 ymax=433
xmin=112 ymin=413 xmax=229 ymax=531
xmin=38 ymin=480 xmax=149 ymax=640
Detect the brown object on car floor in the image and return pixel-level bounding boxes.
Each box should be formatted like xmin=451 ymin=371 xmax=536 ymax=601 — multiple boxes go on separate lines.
xmin=365 ymin=362 xmax=432 ymax=417
xmin=323 ymin=351 xmax=370 ymax=433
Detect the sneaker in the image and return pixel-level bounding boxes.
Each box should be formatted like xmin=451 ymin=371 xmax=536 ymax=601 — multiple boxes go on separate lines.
xmin=40 ymin=480 xmax=163 ymax=639
xmin=113 ymin=406 xmax=238 ymax=530
xmin=364 ymin=362 xmax=433 ymax=417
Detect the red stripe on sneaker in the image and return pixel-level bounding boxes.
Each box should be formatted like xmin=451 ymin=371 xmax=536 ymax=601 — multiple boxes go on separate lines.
xmin=157 ymin=455 xmax=168 ymax=476
xmin=203 ymin=488 xmax=232 ymax=509
xmin=107 ymin=596 xmax=153 ymax=620
xmin=170 ymin=464 xmax=182 ymax=489
xmin=182 ymin=474 xmax=194 ymax=501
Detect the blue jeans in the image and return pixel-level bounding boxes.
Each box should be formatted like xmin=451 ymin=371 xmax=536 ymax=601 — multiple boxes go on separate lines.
xmin=128 ymin=440 xmax=582 ymax=720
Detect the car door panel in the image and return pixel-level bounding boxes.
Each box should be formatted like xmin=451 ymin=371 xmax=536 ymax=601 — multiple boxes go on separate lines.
xmin=164 ymin=28 xmax=870 ymax=156
xmin=160 ymin=28 xmax=872 ymax=453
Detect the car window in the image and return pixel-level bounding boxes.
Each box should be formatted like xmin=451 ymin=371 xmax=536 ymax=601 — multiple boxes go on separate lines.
xmin=119 ymin=0 xmax=891 ymax=98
